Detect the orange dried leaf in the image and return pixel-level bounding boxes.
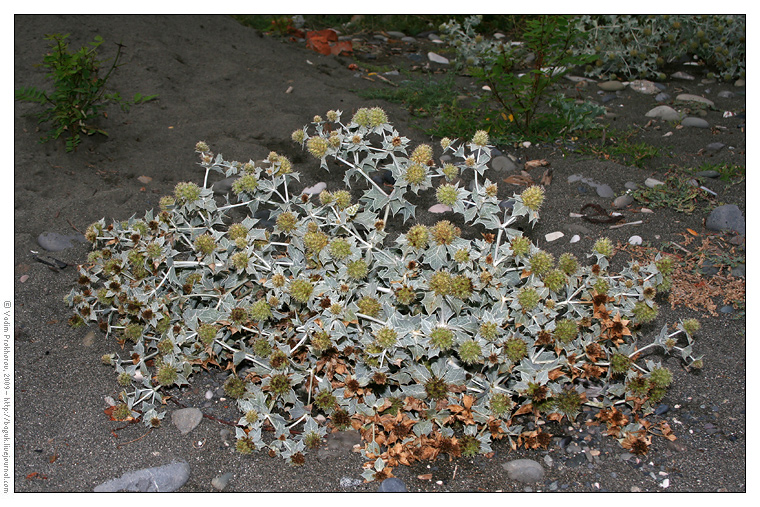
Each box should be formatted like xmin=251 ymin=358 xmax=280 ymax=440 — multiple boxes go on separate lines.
xmin=686 ymin=228 xmax=699 ymax=236
xmin=417 ymin=473 xmax=433 ymax=481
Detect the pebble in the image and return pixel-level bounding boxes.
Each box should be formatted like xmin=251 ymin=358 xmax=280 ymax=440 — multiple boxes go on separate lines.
xmin=705 ymin=142 xmax=725 ymax=153
xmin=681 ymin=117 xmax=709 ymax=128
xmin=491 ymin=155 xmax=518 ymax=172
xmin=706 ymin=204 xmax=745 ymax=235
xmin=172 ymin=407 xmax=203 ymax=434
xmin=655 ymin=92 xmax=671 ymax=103
xmin=427 ymin=52 xmax=449 ymax=64
xmin=545 ymin=231 xmax=564 ymax=242
xmin=93 ymin=462 xmax=191 ymax=492
xmin=37 ymin=231 xmax=88 ymax=252
xmin=317 ymin=430 xmax=362 ymax=460
xmin=645 ymin=105 xmax=682 ymax=122
xmin=595 ymin=184 xmax=614 ymax=198
xmin=598 ymin=80 xmax=625 ymax=91
xmin=302 ymin=181 xmax=327 ymax=195
xmin=428 ymin=204 xmax=452 ymax=213
xmin=720 ymin=306 xmax=734 ymax=314
xmin=624 ymin=181 xmax=639 ymax=190
xmin=671 ymin=71 xmax=695 ymax=80
xmin=676 ymin=93 xmax=715 ymax=107
xmin=644 ymin=178 xmax=665 ymax=188
xmin=734 ymin=79 xmax=745 ymax=87
xmin=629 ymin=79 xmax=659 ymax=94
xmin=212 ymin=472 xmax=234 ymax=491
xmin=655 ymin=404 xmax=670 ymax=415
xmin=613 ymin=194 xmax=634 ymax=208
xmin=386 ymin=31 xmax=406 ymax=39
xmin=717 ymin=90 xmax=735 ymax=99
xmin=696 ymin=170 xmax=720 ymax=179
xmin=502 ymin=459 xmax=545 ymax=483
xmin=628 ymin=235 xmax=643 ymax=246
xmin=377 ymin=477 xmax=407 ymax=492
xmin=569 ymin=234 xmax=580 ymax=244
xmin=340 ymin=477 xmax=364 ymax=488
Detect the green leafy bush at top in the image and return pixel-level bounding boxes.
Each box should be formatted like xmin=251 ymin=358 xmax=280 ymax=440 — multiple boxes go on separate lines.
xmin=15 ymin=33 xmax=157 ymax=152
xmin=67 ymin=108 xmax=701 ymax=479
xmin=440 ymin=15 xmax=600 ymax=141
xmin=573 ymin=15 xmax=745 ymax=81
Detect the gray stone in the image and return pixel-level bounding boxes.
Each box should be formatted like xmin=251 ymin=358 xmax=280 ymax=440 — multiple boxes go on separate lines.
xmin=717 ymin=90 xmax=735 ymax=99
xmin=731 ymin=264 xmax=745 ymax=278
xmin=613 ymin=194 xmax=634 ymax=208
xmin=681 ymin=117 xmax=710 ymax=128
xmin=172 ymin=407 xmax=203 ymax=434
xmin=317 ymin=430 xmax=362 ymax=460
xmin=595 ymin=184 xmax=614 ymax=198
xmin=212 ymin=472 xmax=234 ymax=491
xmin=427 ymin=52 xmax=448 ymax=64
xmin=628 ymin=235 xmax=643 ymax=246
xmin=491 ymin=155 xmax=518 ymax=173
xmin=696 ymin=170 xmax=720 ymax=178
xmin=340 ymin=477 xmax=363 ymax=488
xmin=401 ymin=36 xmax=416 ymax=43
xmin=655 ymin=92 xmax=671 ymax=103
xmin=706 ymin=142 xmax=725 ymax=153
xmin=629 ymin=79 xmax=659 ymax=94
xmin=386 ymin=31 xmax=406 ymax=38
xmin=601 ymin=93 xmax=617 ymax=104
xmin=378 ymin=477 xmax=407 ymax=492
xmin=37 ymin=231 xmax=87 ymax=252
xmin=625 ymin=181 xmax=639 ymax=190
xmin=502 ymin=458 xmax=545 ymax=483
xmin=706 ymin=204 xmax=745 ymax=235
xmin=671 ymin=71 xmax=695 ymax=80
xmin=598 ymin=80 xmax=625 ymax=91
xmin=734 ymin=79 xmax=745 ymax=87
xmin=645 ymin=105 xmax=682 ymax=122
xmin=94 ymin=462 xmax=191 ymax=492
xmin=676 ymin=93 xmax=715 ymax=107
xmin=645 ymin=177 xmax=665 ymax=188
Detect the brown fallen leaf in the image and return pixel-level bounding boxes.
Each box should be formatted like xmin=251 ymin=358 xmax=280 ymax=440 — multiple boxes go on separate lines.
xmin=503 ymin=172 xmax=534 ymax=186
xmin=524 ymin=159 xmax=549 ymax=169
xmin=417 ymin=473 xmax=433 ymax=481
xmin=137 ymin=175 xmax=152 ymax=184
xmin=540 ymin=168 xmax=553 ymax=186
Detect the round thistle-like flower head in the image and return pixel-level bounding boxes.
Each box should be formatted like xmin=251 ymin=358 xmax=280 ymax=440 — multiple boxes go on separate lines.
xmin=236 ymin=437 xmax=255 ymax=455
xmin=326 ymin=109 xmax=339 ymax=122
xmin=368 ymin=107 xmax=388 ymax=127
xmin=195 ymin=140 xmax=210 ymax=152
xmin=159 ymin=195 xmax=176 ymax=210
xmin=253 ymin=339 xmax=272 ymax=357
xmin=410 ymin=144 xmax=433 ymax=165
xmin=289 ymin=279 xmax=314 ymax=304
xmin=490 ymin=393 xmax=513 ymax=417
xmin=156 ymin=363 xmax=178 ymax=386
xmin=123 ymin=324 xmax=143 ymax=343
xmin=232 ymin=173 xmax=259 ymax=195
xmin=224 ymin=376 xmax=247 ymax=398
xmin=479 ymin=321 xmax=499 ymax=341
xmin=333 ymin=190 xmax=352 ymax=209
xmin=275 ymin=211 xmax=298 ymax=233
xmin=315 ymin=390 xmax=337 ymax=411
xmin=112 ymin=403 xmax=133 ymax=421
xmin=655 ymin=256 xmax=675 ymax=275
xmin=610 ymin=352 xmax=632 ymax=375
xmin=593 ymin=237 xmax=614 ymax=257
xmin=517 ymin=287 xmax=541 ymax=311
xmin=394 ymin=285 xmax=416 ymax=306
xmin=441 ymin=163 xmax=458 ymax=181
xmin=471 ymin=130 xmax=489 ymax=146
xmin=554 ymin=318 xmax=578 ymax=344
xmin=504 ymin=337 xmax=528 ymax=363
xmin=313 ymin=115 xmax=323 ymax=123
xmin=454 ymin=248 xmax=470 ymax=263
xmin=197 ymin=323 xmax=218 ymax=345
xmin=649 ymin=366 xmax=673 ymax=388
xmin=530 ymin=250 xmax=555 ymax=277
xmin=351 ymin=108 xmax=370 ymax=127
xmin=428 ymin=270 xmax=452 ymax=297
xmin=357 ymin=296 xmax=381 ymax=317
xmin=328 ymin=237 xmax=352 ymax=260
xmin=425 ymin=376 xmax=449 ymax=401
xmin=404 ymin=163 xmax=428 ymax=186
xmin=430 ymin=220 xmax=459 ymax=245
xmin=328 ymin=133 xmax=342 ymax=148
xmin=429 ymin=326 xmax=454 ymax=350
xmin=346 ymin=259 xmax=368 ymax=280
xmin=633 ymin=301 xmax=658 ymax=323
xmin=593 ymin=278 xmax=609 ymax=295
xmin=682 ymin=318 xmax=701 ymax=335
xmin=268 ymin=373 xmax=291 ymax=396
xmin=510 ymin=235 xmax=531 ymax=257
xmin=269 ymin=349 xmax=289 ymax=370
xmin=249 ymin=299 xmax=272 ymax=321
xmin=306 ymin=136 xmax=329 ymax=159
xmin=291 ymin=129 xmax=306 ymax=144
xmin=303 ymin=229 xmax=329 ymax=254
xmin=270 ymin=273 xmax=286 ymax=288
xmin=311 ymin=330 xmax=331 ymax=351
xmin=194 ymin=234 xmax=216 ymax=256
xmin=436 ymin=184 xmax=459 ymax=206
xmin=458 ymin=339 xmax=482 ymax=365
xmin=558 ymin=253 xmax=579 ymax=275
xmin=406 ymin=224 xmax=429 ymax=249
xmin=543 ymin=269 xmax=566 ymax=292
xmin=374 ymin=327 xmax=398 ymax=349
xmin=450 ymin=274 xmax=473 ymax=299
xmin=440 ymin=137 xmax=452 ymax=150
xmin=521 ymin=185 xmax=545 ymax=211
xmin=174 ymin=181 xmax=201 ymax=204
xmin=229 ymin=251 xmax=249 ymax=271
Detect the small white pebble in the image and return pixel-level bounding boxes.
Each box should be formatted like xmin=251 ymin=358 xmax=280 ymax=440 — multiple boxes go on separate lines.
xmin=205 ymin=390 xmax=214 ymax=400
xmin=521 ymin=141 xmax=532 ymax=148
xmin=545 ymin=231 xmax=564 ymax=242
xmin=436 ymin=480 xmax=443 ymax=485
xmin=570 ymin=235 xmax=580 ymax=243
xmin=302 ymin=181 xmax=327 ymax=195
xmin=660 ymin=478 xmax=670 ymax=488
xmin=428 ymin=203 xmax=452 ymax=213
xmin=628 ymin=235 xmax=643 ymax=245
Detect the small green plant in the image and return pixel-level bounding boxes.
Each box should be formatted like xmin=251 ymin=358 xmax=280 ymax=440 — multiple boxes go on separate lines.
xmin=67 ymin=109 xmax=701 ymax=479
xmin=631 ymin=173 xmax=713 ymax=213
xmin=441 ymin=15 xmax=599 ymax=141
xmin=15 ymin=33 xmax=157 ymax=152
xmin=580 ymin=128 xmax=660 ymax=168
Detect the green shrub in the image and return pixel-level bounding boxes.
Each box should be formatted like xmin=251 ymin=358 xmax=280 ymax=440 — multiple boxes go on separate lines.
xmin=68 ymin=108 xmax=701 ymax=478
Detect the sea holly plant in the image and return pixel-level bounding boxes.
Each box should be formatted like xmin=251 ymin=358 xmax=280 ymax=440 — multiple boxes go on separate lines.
xmin=67 ymin=108 xmax=701 ymax=480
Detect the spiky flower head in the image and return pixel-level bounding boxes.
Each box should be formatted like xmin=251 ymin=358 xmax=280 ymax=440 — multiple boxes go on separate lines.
xmin=315 ymin=390 xmax=337 ymax=411
xmin=333 ymin=190 xmax=352 ymax=209
xmin=442 ymin=163 xmax=458 ymax=181
xmin=490 ymin=393 xmax=513 ymax=417
xmin=509 ymin=236 xmax=530 ymax=257
xmin=429 ymin=326 xmax=454 ymax=350
xmin=195 ymin=140 xmax=210 ymax=152
xmin=504 ymin=337 xmax=528 ymax=363
xmin=289 ymin=279 xmax=314 ymax=304
xmin=593 ymin=278 xmax=610 ymax=295
xmin=346 ymin=259 xmax=368 ymax=280
xmin=406 ymin=224 xmax=429 ymax=249
xmin=270 ymin=273 xmax=286 ymax=288
xmin=328 ymin=237 xmax=352 ymax=260
xmin=440 ymin=137 xmax=452 ymax=150
xmin=517 ymin=287 xmax=541 ymax=311
xmin=303 ymin=229 xmax=329 ymax=255
xmin=291 ymin=129 xmax=306 ymax=144
xmin=454 ymin=248 xmax=470 ymax=264
xmin=326 ymin=109 xmax=339 ymax=122
xmin=224 ymin=375 xmax=247 ymax=398
xmin=374 ymin=327 xmax=398 ymax=349
xmin=394 ymin=285 xmax=416 ymax=306
xmin=357 ymin=296 xmax=382 ymax=317
xmin=410 ymin=144 xmax=433 ymax=165
xmin=368 ymin=107 xmax=388 ymax=127
xmin=558 ymin=253 xmax=579 ymax=275
xmin=430 ymin=220 xmax=459 ymax=245
xmin=230 ymin=251 xmax=249 ymax=271
xmin=460 ymin=435 xmax=480 ymax=457
xmin=123 ymin=324 xmax=143 ymax=343
xmin=156 ymin=363 xmax=178 ymax=386
xmin=197 ymin=323 xmax=218 ymax=345
xmin=450 ymin=274 xmax=473 ymax=299
xmin=275 ymin=211 xmax=298 ymax=233
xmin=543 ymin=269 xmax=566 ymax=292
xmin=351 ymin=108 xmax=370 ymax=127
xmin=159 ymin=195 xmax=176 ymax=210
xmin=593 ymin=237 xmax=614 ymax=257
xmin=174 ymin=181 xmax=201 ymax=204
xmin=530 ymin=250 xmax=555 ymax=277
xmin=253 ymin=339 xmax=272 ymax=357
xmin=436 ymin=184 xmax=459 ymax=206
xmin=471 ymin=130 xmax=489 ymax=146
xmin=268 ymin=373 xmax=292 ymax=396
xmin=404 ymin=163 xmax=428 ymax=185
xmin=85 ymin=222 xmax=103 ymax=243
xmin=428 ymin=270 xmax=452 ymax=297
xmin=232 ymin=173 xmax=259 ymax=195
xmin=194 ymin=234 xmax=216 ymax=256
xmin=269 ymin=349 xmax=289 ymax=370
xmin=236 ymin=437 xmax=255 ymax=455
xmin=249 ymin=299 xmax=272 ymax=321
xmin=479 ymin=321 xmax=500 ymax=341
xmin=633 ymin=301 xmax=658 ymax=323
xmin=682 ymin=318 xmax=701 ymax=335
xmin=425 ymin=376 xmax=449 ymax=401
xmin=649 ymin=366 xmax=673 ymax=388
xmin=307 ymin=136 xmax=329 ymax=159
xmin=521 ymin=185 xmax=545 ymax=211
xmin=311 ymin=331 xmax=332 ymax=351
xmin=554 ymin=318 xmax=578 ymax=344
xmin=458 ymin=339 xmax=482 ymax=365
xmin=610 ymin=352 xmax=632 ymax=375
xmin=655 ymin=256 xmax=675 ymax=276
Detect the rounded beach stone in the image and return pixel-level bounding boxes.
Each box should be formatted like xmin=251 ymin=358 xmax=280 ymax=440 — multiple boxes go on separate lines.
xmin=681 ymin=117 xmax=709 ymax=128
xmin=37 ymin=231 xmax=88 ymax=252
xmin=502 ymin=458 xmax=545 ymax=483
xmin=378 ymin=477 xmax=407 ymax=492
xmin=706 ymin=204 xmax=745 ymax=235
